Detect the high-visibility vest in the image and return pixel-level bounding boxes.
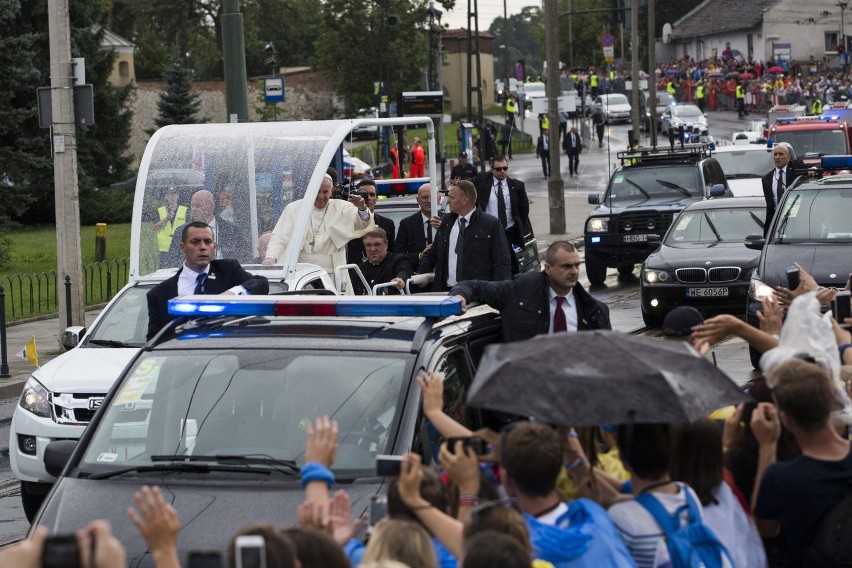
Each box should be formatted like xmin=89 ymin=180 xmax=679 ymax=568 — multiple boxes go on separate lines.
xmin=541 ymin=116 xmax=550 ymax=130
xmin=812 ymin=98 xmax=823 ymax=114
xmin=696 ymin=85 xmax=705 ymax=99
xmin=590 ymin=75 xmax=599 ymax=87
xmin=156 ymin=205 xmax=187 ymax=252
xmin=735 ymin=85 xmax=745 ymax=99
xmin=609 ymin=70 xmax=615 ymax=81
xmin=506 ymin=99 xmax=516 ymax=114
xmin=667 ymin=83 xmax=676 ymax=96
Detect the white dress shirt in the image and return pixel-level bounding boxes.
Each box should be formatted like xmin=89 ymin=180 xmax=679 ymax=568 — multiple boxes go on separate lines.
xmin=548 ymin=287 xmax=578 ymax=333
xmin=484 ymin=180 xmax=514 ymax=229
xmin=773 ymin=168 xmax=786 ymax=205
xmin=447 ymin=210 xmax=474 ymax=287
xmin=178 ymin=263 xmax=248 ymax=296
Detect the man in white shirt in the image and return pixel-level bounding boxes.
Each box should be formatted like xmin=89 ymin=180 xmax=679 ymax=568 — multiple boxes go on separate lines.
xmin=761 ymin=142 xmax=796 ymax=237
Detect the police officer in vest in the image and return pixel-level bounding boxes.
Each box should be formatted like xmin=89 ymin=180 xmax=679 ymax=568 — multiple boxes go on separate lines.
xmin=811 ymin=97 xmax=823 ymax=116
xmin=155 ymin=186 xmax=187 ymax=267
xmin=736 ymin=81 xmax=748 ymax=118
xmin=696 ymin=82 xmax=706 ymax=112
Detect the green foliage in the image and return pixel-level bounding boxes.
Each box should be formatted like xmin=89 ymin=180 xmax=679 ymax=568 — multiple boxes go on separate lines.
xmin=151 ymin=57 xmax=207 ymax=131
xmin=490 ymin=7 xmax=545 ymax=80
xmin=80 ymin=187 xmax=135 ymax=225
xmin=0 ymin=227 xmax=11 ymax=270
xmin=314 ymin=0 xmax=432 ymax=115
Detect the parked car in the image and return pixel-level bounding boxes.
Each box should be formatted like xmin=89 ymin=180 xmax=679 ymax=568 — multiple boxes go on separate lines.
xmin=711 ymin=144 xmax=772 ymax=197
xmin=660 ymin=103 xmax=709 ymax=138
xmin=591 ymin=93 xmax=632 ymax=124
xmin=641 ymin=91 xmax=676 ymax=132
xmin=351 ymin=107 xmax=380 ymax=140
xmin=343 ymin=148 xmax=373 ymax=179
xmin=584 ymin=143 xmax=732 ymax=285
xmin=640 ymin=197 xmax=766 ymax=326
xmin=30 ymin=296 xmax=506 ymax=565
xmin=520 ymin=81 xmax=546 ymax=109
xmin=745 ymin=157 xmax=852 ymax=366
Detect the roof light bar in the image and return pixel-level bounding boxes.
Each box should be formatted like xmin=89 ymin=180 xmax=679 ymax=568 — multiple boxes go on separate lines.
xmin=820 ymin=155 xmax=852 ymax=169
xmin=168 ymin=295 xmax=464 ymax=319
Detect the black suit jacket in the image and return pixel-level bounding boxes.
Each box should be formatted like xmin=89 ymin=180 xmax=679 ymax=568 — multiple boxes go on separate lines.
xmin=349 ymin=253 xmax=413 ymax=295
xmin=536 ymin=134 xmax=552 ymax=156
xmin=761 ymin=163 xmax=796 ymax=236
xmin=472 ymin=172 xmax=532 ymax=248
xmin=347 ymin=212 xmax=395 ymax=264
xmin=450 ymin=272 xmax=611 ymax=343
xmin=146 ymin=259 xmax=269 ymax=340
xmin=562 ymin=130 xmax=583 ymax=154
xmin=395 ymin=210 xmax=432 ymax=267
xmin=165 ymin=216 xmax=251 ymax=266
xmin=417 ymin=209 xmax=511 ymax=292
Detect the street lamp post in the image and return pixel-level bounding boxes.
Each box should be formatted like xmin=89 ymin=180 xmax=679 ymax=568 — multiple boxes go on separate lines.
xmin=265 ymin=42 xmax=278 ymax=121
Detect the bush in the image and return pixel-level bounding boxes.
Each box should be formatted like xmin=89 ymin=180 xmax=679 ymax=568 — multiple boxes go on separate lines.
xmin=80 ymin=187 xmax=135 ymax=225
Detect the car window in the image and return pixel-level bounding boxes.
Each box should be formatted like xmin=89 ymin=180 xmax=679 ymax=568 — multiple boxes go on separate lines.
xmin=774 ymin=129 xmax=848 ymax=156
xmin=773 ymin=188 xmax=852 ymax=242
xmin=607 ymin=166 xmax=702 ymax=201
xmin=435 ymin=349 xmax=478 ymax=432
xmin=673 ymin=105 xmax=701 ymax=117
xmin=606 ymin=94 xmax=629 ymax=105
xmin=714 ymin=149 xmax=773 ymax=178
xmin=702 ymin=160 xmax=728 ymax=190
xmin=668 ymin=207 xmax=766 ymax=243
xmin=86 ymin=286 xmax=150 ymax=346
xmin=79 ymin=350 xmax=414 ymax=474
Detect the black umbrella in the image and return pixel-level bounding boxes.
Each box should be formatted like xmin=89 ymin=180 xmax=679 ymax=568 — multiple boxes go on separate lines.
xmin=725 ymin=71 xmax=740 ymax=80
xmin=466 ymin=330 xmax=749 ymax=426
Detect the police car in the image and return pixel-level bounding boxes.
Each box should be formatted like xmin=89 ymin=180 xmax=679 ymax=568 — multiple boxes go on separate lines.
xmin=32 ymin=295 xmax=503 ymax=566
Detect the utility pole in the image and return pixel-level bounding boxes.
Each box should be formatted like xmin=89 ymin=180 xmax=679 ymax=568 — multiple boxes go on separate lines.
xmin=544 ymin=0 xmax=565 ymax=234
xmin=222 ymin=0 xmax=249 ymax=122
xmin=648 ymin=0 xmax=657 ymax=147
xmin=48 ymin=0 xmax=85 ymax=333
xmin=503 ymin=0 xmax=509 ymax=103
xmin=629 ymin=0 xmax=640 ymax=142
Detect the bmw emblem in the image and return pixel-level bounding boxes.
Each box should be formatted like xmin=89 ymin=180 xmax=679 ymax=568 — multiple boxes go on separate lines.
xmin=624 ymin=221 xmax=632 ymax=231
xmin=705 ymin=261 xmax=712 ymax=265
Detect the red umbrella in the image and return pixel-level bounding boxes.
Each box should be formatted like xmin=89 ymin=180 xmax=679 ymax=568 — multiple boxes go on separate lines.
xmin=768 ymin=65 xmax=785 ymax=74
xmin=739 ymin=72 xmax=755 ymax=80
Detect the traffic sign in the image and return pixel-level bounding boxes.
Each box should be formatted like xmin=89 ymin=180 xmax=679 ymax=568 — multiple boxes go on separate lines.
xmin=264 ymin=77 xmax=284 ymax=103
xmin=602 ymin=33 xmax=614 ymax=47
xmin=603 ymin=46 xmax=615 ymax=62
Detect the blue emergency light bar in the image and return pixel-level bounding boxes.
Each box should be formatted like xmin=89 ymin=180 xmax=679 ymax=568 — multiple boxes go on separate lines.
xmin=820 ymin=155 xmax=852 ymax=169
xmin=168 ymin=295 xmax=464 ymax=318
xmin=775 ymin=115 xmax=840 ymax=123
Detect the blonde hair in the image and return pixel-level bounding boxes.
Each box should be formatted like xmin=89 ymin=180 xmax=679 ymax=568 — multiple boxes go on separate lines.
xmin=362 ymin=519 xmax=438 ymax=568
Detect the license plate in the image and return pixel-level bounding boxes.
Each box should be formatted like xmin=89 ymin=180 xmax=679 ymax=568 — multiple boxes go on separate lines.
xmin=686 ymin=287 xmax=729 ymax=298
xmin=623 ymin=234 xmax=652 ymax=243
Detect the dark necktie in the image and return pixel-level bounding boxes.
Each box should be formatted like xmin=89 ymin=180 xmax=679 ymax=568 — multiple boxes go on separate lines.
xmin=455 ymin=217 xmax=467 ymax=279
xmin=776 ymin=169 xmax=785 ymax=204
xmin=496 ymin=181 xmax=508 ymax=228
xmin=554 ymin=296 xmax=567 ymax=333
xmin=426 ymin=220 xmax=433 ymax=245
xmin=194 ymin=273 xmax=207 ymax=294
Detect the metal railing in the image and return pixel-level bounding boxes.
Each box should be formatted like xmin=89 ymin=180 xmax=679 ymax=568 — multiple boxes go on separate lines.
xmin=1 ymin=258 xmax=129 ymax=320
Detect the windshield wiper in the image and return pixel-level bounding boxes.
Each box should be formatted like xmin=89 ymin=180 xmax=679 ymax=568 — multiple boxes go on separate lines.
xmin=151 ymin=454 xmax=300 ymax=474
xmin=702 ymin=213 xmax=722 ymax=242
xmin=748 ymin=211 xmax=765 ymax=231
xmin=88 ymin=339 xmax=135 ymax=348
xmin=619 ymin=177 xmax=651 ymax=199
xmin=775 ymin=194 xmax=801 ymax=243
xmin=86 ymin=463 xmax=217 ymax=480
xmin=656 ymin=179 xmax=694 ymax=197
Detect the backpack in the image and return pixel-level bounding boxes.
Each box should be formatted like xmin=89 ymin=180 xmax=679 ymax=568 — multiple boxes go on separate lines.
xmin=636 ymin=485 xmax=733 ymax=568
xmin=803 ymin=478 xmax=852 ymax=567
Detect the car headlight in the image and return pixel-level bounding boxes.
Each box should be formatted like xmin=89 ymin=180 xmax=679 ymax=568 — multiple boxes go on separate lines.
xmin=749 ymin=278 xmax=776 ymax=301
xmin=19 ymin=377 xmax=51 ymax=418
xmin=643 ymin=268 xmax=671 ymax=283
xmin=586 ymin=218 xmax=609 ymax=233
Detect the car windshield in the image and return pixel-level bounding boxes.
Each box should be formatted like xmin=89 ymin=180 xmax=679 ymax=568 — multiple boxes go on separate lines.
xmin=672 ymin=106 xmax=702 ymax=118
xmin=604 ymin=94 xmax=628 ymax=105
xmin=772 ymin=187 xmax=852 ymax=242
xmin=714 ymin=149 xmax=773 ymax=178
xmin=774 ymin=129 xmax=848 ymax=157
xmin=85 ymin=287 xmax=151 ymax=347
xmin=656 ymin=93 xmax=675 ymax=107
xmin=666 ymin=206 xmax=766 ymax=244
xmin=606 ymin=167 xmax=701 ymax=201
xmin=79 ymin=350 xmax=413 ymax=476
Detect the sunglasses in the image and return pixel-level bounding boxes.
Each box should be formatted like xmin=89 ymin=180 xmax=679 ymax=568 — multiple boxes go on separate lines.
xmin=493 ymin=166 xmax=509 ymax=172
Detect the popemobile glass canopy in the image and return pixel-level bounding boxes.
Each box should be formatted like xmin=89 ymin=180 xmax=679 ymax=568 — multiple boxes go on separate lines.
xmin=130 ymin=117 xmax=438 ymax=281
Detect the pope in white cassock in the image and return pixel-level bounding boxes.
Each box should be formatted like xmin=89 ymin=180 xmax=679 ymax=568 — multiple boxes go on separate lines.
xmin=262 ymin=173 xmax=374 ymax=283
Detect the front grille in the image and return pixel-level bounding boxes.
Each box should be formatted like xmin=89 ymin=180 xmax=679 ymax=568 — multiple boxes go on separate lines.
xmin=50 ymin=392 xmax=105 ymax=425
xmin=709 ymin=267 xmax=741 ymax=282
xmin=676 ymin=268 xmax=706 ymax=283
xmin=617 ymin=211 xmax=674 ymax=233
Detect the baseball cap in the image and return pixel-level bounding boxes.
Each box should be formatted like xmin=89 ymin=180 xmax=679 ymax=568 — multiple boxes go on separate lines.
xmin=662 ymin=306 xmax=705 ymax=337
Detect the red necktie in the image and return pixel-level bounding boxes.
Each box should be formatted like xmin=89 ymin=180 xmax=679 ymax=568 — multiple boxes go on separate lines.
xmin=554 ymin=296 xmax=567 ymax=333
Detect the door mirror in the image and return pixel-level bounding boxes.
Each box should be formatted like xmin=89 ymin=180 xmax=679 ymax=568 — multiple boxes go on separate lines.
xmin=588 ymin=193 xmax=600 ymax=205
xmin=44 ymin=440 xmax=78 ymax=478
xmin=744 ymin=235 xmax=766 ymax=250
xmin=62 ymin=326 xmax=87 ymax=350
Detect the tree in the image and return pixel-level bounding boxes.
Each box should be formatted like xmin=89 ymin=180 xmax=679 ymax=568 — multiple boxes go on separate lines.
xmin=151 ymin=57 xmax=208 ymax=132
xmin=490 ymin=7 xmax=545 ymax=80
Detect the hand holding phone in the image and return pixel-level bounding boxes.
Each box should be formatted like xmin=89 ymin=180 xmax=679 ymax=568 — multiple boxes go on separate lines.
xmin=785 ymin=266 xmax=800 ymax=291
xmin=375 ymin=455 xmax=404 ymax=476
xmin=235 ymin=535 xmax=266 ymax=568
xmin=42 ymin=535 xmax=82 ymax=568
xmin=445 ymin=436 xmax=490 ymax=455
xmin=834 ymin=291 xmax=852 ymax=326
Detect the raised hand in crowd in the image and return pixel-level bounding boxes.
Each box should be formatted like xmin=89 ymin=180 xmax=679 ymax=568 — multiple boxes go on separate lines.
xmin=692 ymin=312 xmax=779 ymax=354
xmin=304 ymin=415 xmax=339 ymax=505
xmin=0 ymin=525 xmax=48 ymax=568
xmin=127 ymin=485 xmax=181 ymax=568
xmin=756 ymin=294 xmax=784 ymax=336
xmin=722 ymin=403 xmax=746 ymax=453
xmin=79 ymin=520 xmax=128 ymax=568
xmin=439 ymin=440 xmax=480 ymax=524
xmin=416 ymin=370 xmax=473 ymax=438
xmin=774 ymin=262 xmax=819 ymax=306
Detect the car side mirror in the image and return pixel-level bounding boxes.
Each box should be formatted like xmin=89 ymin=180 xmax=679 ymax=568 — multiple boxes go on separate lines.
xmin=588 ymin=193 xmax=600 ymax=205
xmin=709 ymin=184 xmax=727 ymax=197
xmin=62 ymin=326 xmax=86 ymax=350
xmin=744 ymin=234 xmax=766 ymax=250
xmin=44 ymin=440 xmax=78 ymax=478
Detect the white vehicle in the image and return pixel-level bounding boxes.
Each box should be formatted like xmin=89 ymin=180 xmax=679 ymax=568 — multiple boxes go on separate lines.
xmin=591 ymin=93 xmax=632 ymax=123
xmin=10 ymin=117 xmax=440 ymax=521
xmin=732 ymin=120 xmax=767 ymax=145
xmin=660 ymin=103 xmax=709 ymax=137
xmin=711 ymin=143 xmax=772 ymax=197
xmin=520 ymin=81 xmax=546 ymax=108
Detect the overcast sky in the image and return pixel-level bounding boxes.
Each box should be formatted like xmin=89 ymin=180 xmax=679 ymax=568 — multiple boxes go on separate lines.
xmin=440 ymin=0 xmax=535 ymax=32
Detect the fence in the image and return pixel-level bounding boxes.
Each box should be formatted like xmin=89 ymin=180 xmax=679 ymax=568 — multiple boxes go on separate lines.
xmin=1 ymin=258 xmax=129 ymax=321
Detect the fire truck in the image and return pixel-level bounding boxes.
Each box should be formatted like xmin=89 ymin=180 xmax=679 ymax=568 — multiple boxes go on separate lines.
xmin=769 ymin=115 xmax=852 ymax=165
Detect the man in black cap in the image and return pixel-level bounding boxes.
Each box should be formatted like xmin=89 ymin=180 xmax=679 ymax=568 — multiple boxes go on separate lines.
xmin=450 ymin=151 xmax=477 ymax=182
xmin=661 ymin=306 xmax=705 ymax=338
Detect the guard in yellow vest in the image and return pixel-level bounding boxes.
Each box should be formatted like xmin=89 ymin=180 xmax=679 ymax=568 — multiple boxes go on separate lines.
xmin=735 ymin=83 xmax=747 ymax=118
xmin=667 ymin=81 xmax=676 ymax=97
xmin=696 ymin=83 xmax=706 ymax=112
xmin=505 ymin=96 xmax=517 ymax=127
xmin=590 ymin=73 xmax=600 ymax=97
xmin=811 ymin=97 xmax=823 ymax=115
xmin=155 ymin=186 xmax=187 ymax=263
